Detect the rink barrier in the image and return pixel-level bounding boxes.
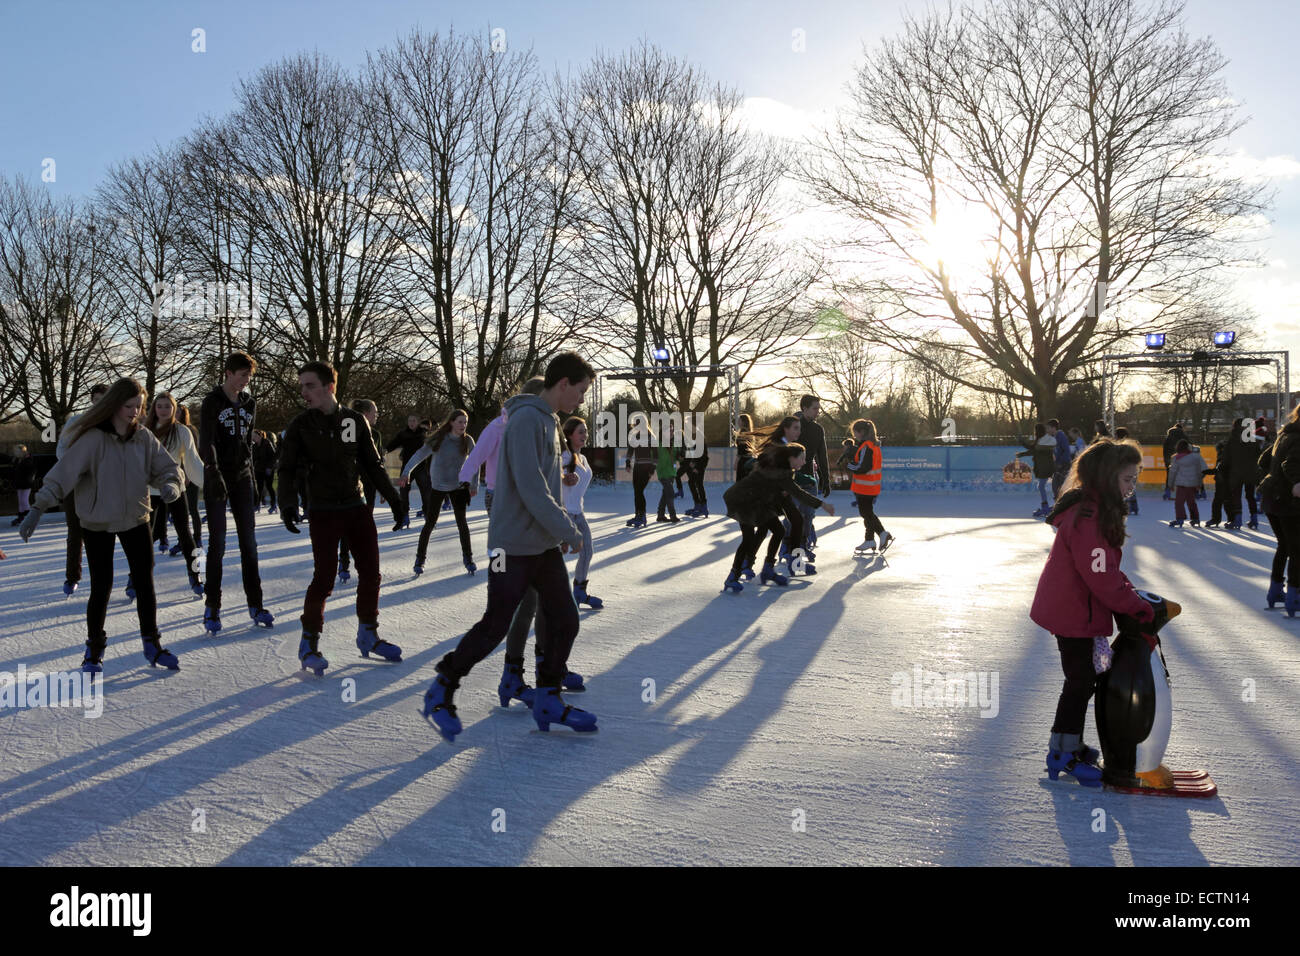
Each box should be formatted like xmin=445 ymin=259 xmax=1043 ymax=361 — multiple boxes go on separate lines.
xmin=587 ymin=444 xmax=1213 ymax=492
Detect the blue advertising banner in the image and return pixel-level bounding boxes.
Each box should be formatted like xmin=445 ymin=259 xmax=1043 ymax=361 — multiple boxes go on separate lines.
xmin=882 ymin=446 xmax=1040 ymax=491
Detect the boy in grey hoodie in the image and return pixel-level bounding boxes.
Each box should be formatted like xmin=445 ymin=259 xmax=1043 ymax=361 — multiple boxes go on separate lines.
xmin=422 ymin=352 xmax=597 ymax=742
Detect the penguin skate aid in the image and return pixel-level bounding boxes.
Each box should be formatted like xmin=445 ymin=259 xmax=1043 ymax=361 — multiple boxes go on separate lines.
xmin=1094 ymin=591 xmax=1216 ymax=797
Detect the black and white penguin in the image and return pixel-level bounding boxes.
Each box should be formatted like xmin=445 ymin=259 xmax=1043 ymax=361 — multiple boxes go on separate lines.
xmin=1094 ymin=590 xmax=1178 ymax=789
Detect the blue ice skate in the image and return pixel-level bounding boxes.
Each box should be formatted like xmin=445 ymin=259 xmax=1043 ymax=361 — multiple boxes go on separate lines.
xmin=422 ymin=673 xmax=463 ymax=742
xmin=356 ymin=621 xmax=402 ymax=661
xmin=532 ymin=686 xmax=597 ymax=733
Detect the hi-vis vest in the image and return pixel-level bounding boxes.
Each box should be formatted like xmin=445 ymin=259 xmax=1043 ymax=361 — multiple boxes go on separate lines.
xmin=851 ymin=440 xmax=882 ymax=496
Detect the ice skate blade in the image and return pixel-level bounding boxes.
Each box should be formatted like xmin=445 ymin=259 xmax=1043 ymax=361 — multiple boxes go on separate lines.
xmin=530 ymin=725 xmax=599 ymax=735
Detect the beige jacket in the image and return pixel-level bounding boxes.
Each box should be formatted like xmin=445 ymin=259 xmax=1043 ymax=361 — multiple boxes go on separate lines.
xmin=33 ymin=422 xmax=183 ymax=532
xmin=148 ymin=424 xmax=201 ymax=495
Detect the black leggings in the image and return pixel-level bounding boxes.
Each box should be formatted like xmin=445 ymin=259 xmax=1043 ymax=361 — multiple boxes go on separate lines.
xmin=150 ymin=494 xmax=200 ymax=578
xmin=416 ymin=486 xmax=472 ymax=563
xmin=631 ymin=464 xmax=655 ymax=517
xmin=732 ymin=517 xmax=785 ymax=572
xmin=1051 ymin=635 xmax=1098 ymax=736
xmin=855 ymin=493 xmax=885 ymax=536
xmin=187 ymin=482 xmax=203 ymax=546
xmin=1266 ymin=511 xmax=1300 ymax=586
xmin=84 ymin=523 xmax=157 ymax=640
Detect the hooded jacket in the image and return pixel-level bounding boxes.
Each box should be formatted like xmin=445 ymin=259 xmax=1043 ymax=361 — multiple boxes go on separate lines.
xmin=460 ymin=413 xmax=505 ymax=490
xmin=1168 ymin=448 xmax=1209 ymax=488
xmin=1030 ymin=489 xmax=1153 ymax=638
xmin=199 ymin=385 xmax=256 ymax=480
xmin=277 ymin=403 xmax=401 ymax=513
xmin=33 ymin=421 xmax=183 ymax=532
xmin=486 ymin=393 xmax=580 ymax=554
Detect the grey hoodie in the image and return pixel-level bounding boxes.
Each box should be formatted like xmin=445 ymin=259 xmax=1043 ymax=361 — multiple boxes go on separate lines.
xmin=487 ymin=393 xmax=580 ymax=554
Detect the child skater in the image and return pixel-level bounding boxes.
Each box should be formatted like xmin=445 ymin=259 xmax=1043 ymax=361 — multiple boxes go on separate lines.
xmin=721 ymin=442 xmax=834 ymax=592
xmin=846 ymin=419 xmax=893 ymax=553
xmin=562 ymin=416 xmax=602 ymax=609
xmin=1167 ymin=438 xmax=1208 ymax=527
xmin=401 ymin=409 xmax=478 ymax=576
xmin=1030 ymin=438 xmax=1154 ymax=786
xmin=19 ymin=378 xmax=186 ymax=673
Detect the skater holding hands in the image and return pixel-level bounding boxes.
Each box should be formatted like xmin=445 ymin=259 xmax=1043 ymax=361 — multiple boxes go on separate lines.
xmin=721 ymin=442 xmax=834 ymax=591
xmin=1030 ymin=438 xmax=1154 ymax=787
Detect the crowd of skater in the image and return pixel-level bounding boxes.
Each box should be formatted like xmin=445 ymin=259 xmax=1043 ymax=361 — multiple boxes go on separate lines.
xmin=6 ymin=348 xmax=1299 ymax=770
xmin=3 ymin=348 xmax=900 ymax=741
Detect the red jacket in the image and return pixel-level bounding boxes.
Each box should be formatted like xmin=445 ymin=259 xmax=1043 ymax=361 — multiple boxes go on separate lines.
xmin=1030 ymin=492 xmax=1153 ymax=638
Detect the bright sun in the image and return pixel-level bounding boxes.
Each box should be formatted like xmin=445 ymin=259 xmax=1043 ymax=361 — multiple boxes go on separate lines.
xmin=918 ymin=199 xmax=1002 ymax=284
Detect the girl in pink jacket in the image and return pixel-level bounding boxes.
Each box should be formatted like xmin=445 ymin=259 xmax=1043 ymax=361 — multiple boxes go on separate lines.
xmin=1030 ymin=439 xmax=1154 ymax=786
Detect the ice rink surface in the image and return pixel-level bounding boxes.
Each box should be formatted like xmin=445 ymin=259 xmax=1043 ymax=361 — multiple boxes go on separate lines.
xmin=1 ymin=484 xmax=1297 ymax=866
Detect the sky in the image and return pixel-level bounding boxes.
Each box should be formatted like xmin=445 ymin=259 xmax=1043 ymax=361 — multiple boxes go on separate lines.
xmin=1 ymin=0 xmax=1297 ymax=381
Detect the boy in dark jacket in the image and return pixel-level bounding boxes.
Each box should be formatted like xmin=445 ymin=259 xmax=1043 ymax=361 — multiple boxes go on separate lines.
xmin=198 ymin=352 xmax=271 ymax=632
xmin=278 ymin=363 xmax=406 ymax=674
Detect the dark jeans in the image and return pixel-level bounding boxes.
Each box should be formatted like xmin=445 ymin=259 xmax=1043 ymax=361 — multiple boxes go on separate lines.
xmin=686 ymin=468 xmax=707 ymax=508
xmin=1209 ymin=480 xmax=1228 ymax=522
xmin=1267 ymin=512 xmax=1300 ymax=587
xmin=1051 ymin=467 xmax=1068 ymax=500
xmin=150 ymin=493 xmax=200 ymax=579
xmin=303 ymin=505 xmax=380 ymax=633
xmin=187 ymin=482 xmax=203 ymax=547
xmin=854 ymin=493 xmax=885 ymax=536
xmin=402 ymin=459 xmax=433 ymax=515
xmin=1227 ymin=477 xmax=1258 ymax=521
xmin=338 ymin=485 xmax=376 ymax=573
xmin=64 ymin=491 xmax=84 ymax=584
xmin=255 ymin=469 xmax=276 ymax=508
xmin=487 ymin=489 xmax=539 ymax=661
xmin=1051 ymin=635 xmax=1097 ymax=736
xmin=84 ymin=523 xmax=156 ymax=640
xmin=438 ymin=548 xmax=578 ymax=687
xmin=205 ymin=473 xmax=264 ymax=611
xmin=631 ymin=464 xmax=655 ymax=517
xmin=732 ymin=517 xmax=784 ymax=572
xmin=416 ymin=486 xmax=472 ymax=563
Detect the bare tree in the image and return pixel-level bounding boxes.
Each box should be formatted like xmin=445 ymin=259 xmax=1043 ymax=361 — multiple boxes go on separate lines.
xmin=565 ymin=41 xmax=819 ymax=417
xmin=804 ymin=0 xmax=1269 ymax=418
xmin=188 ymin=52 xmax=409 ymax=399
xmin=0 ymin=177 xmax=114 ymax=433
xmin=97 ymin=147 xmax=211 ymax=399
xmin=365 ymin=30 xmax=578 ymax=430
xmin=907 ymin=340 xmax=970 ymax=435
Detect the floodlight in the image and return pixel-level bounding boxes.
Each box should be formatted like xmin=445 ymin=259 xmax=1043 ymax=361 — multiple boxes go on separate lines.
xmin=651 ymin=346 xmax=671 ymax=365
xmin=1213 ymin=331 xmax=1236 ymax=348
xmin=1145 ymin=333 xmax=1166 ymax=350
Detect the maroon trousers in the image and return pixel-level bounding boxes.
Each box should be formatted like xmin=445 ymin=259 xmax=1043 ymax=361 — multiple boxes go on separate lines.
xmin=303 ymin=505 xmax=380 ymax=633
xmin=1174 ymin=486 xmax=1200 ymax=522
